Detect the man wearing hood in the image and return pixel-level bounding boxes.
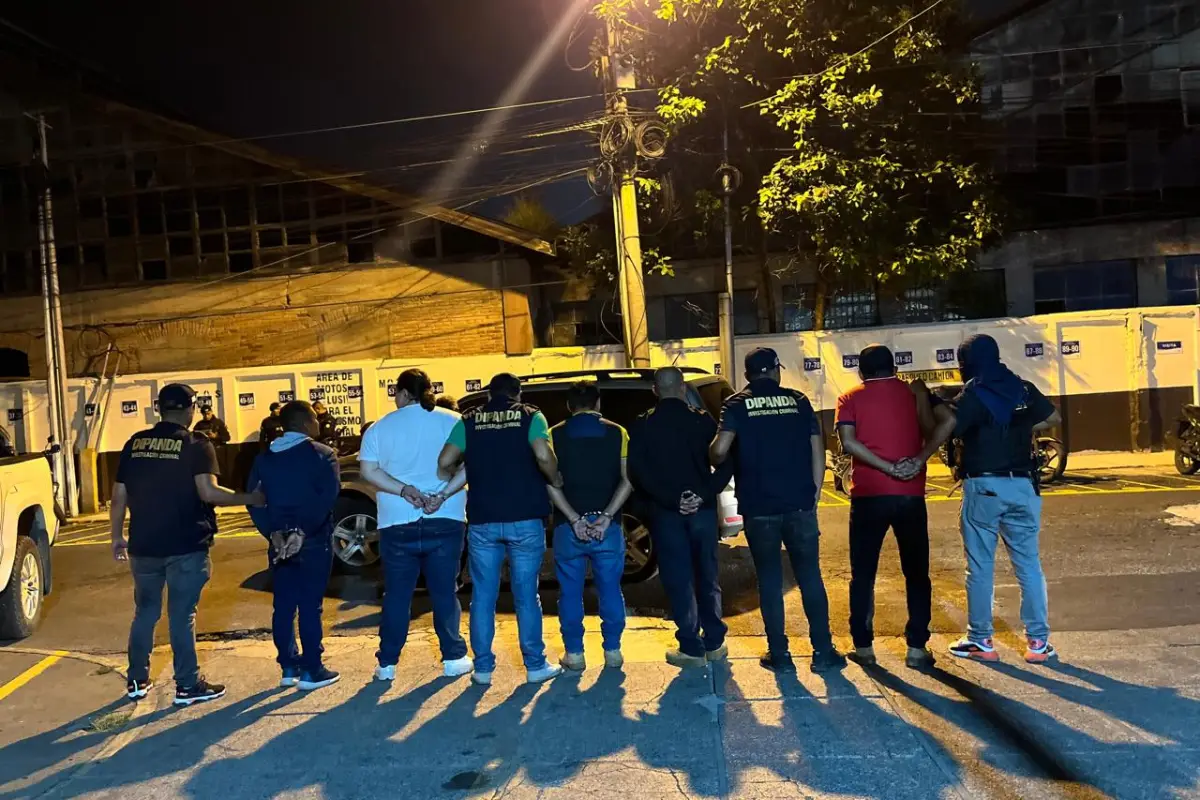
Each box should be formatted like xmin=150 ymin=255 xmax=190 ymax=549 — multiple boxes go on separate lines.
xmin=247 ymin=401 xmax=341 ymax=691
xmin=947 ymin=334 xmax=1061 ymax=664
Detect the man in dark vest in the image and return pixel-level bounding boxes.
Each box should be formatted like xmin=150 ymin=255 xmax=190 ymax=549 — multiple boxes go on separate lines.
xmin=711 ymin=348 xmax=845 ymax=674
xmin=546 ymin=380 xmax=633 ymax=672
xmin=438 ymin=373 xmax=564 ymax=686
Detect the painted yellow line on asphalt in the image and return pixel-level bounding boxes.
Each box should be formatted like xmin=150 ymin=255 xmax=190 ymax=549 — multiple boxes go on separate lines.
xmin=820 ymin=488 xmax=851 ymax=507
xmin=0 ymin=651 xmax=68 ymax=702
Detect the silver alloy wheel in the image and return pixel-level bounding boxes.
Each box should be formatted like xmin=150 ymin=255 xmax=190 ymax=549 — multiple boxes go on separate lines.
xmin=623 ymin=516 xmax=652 ymax=576
xmin=332 ymin=513 xmax=380 ymax=567
xmin=19 ymin=551 xmax=40 ymax=622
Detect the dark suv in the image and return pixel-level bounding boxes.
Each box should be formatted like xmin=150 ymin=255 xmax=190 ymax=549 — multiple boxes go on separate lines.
xmin=331 ymin=368 xmax=742 ymax=583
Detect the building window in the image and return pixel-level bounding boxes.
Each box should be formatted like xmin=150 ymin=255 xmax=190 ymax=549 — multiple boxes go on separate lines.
xmin=733 ymin=290 xmax=759 ymax=335
xmin=1033 ymin=260 xmax=1137 ymax=314
xmin=782 ymin=284 xmax=815 ymax=332
xmin=663 ymin=293 xmax=718 ymax=339
xmin=258 ymin=228 xmax=284 ymax=249
xmin=169 ymin=235 xmax=195 ymax=256
xmin=229 ymin=252 xmax=255 ymax=273
xmin=82 ymin=244 xmax=107 ymax=281
xmin=826 ymin=289 xmax=879 ymax=330
xmin=2 ymin=251 xmax=28 ymax=294
xmin=1167 ymin=255 xmax=1200 ymax=305
xmin=141 ymin=259 xmax=167 ymax=281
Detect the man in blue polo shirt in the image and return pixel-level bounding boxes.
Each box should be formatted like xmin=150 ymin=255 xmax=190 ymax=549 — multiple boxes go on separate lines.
xmin=710 ymin=348 xmax=845 ymax=673
xmin=438 ymin=373 xmax=564 ymax=686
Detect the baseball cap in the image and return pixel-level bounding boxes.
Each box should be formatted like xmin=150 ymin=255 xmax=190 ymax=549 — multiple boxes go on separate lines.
xmin=487 ymin=372 xmax=522 ymax=397
xmin=158 ymin=383 xmax=197 ymax=411
xmin=744 ymin=347 xmax=783 ymax=375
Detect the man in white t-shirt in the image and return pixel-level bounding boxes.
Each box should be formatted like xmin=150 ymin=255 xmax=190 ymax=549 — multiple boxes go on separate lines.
xmin=359 ymin=369 xmax=471 ymax=680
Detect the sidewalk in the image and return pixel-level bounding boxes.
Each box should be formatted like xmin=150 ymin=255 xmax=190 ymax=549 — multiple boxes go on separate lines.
xmin=7 ymin=624 xmax=1199 ymax=799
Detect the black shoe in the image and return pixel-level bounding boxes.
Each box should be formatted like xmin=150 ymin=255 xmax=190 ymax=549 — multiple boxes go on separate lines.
xmin=811 ymin=649 xmax=848 ymax=673
xmin=126 ymin=679 xmax=153 ymax=700
xmin=297 ymin=668 xmax=340 ymax=691
xmin=174 ymin=680 xmax=227 ymax=706
xmin=759 ymin=651 xmax=797 ymax=672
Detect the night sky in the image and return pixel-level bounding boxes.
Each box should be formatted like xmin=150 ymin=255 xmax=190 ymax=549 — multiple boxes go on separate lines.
xmin=3 ymin=0 xmax=604 ymax=223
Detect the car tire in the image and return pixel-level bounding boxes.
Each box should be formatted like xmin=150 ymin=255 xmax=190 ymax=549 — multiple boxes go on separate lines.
xmin=622 ymin=513 xmax=657 ymax=584
xmin=0 ymin=537 xmax=43 ymax=640
xmin=331 ymin=495 xmax=381 ymax=575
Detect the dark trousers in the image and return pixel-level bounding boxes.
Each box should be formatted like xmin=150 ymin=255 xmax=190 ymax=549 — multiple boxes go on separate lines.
xmin=127 ymin=550 xmax=211 ymax=688
xmin=744 ymin=509 xmax=833 ymax=656
xmin=378 ymin=518 xmax=468 ymax=666
xmin=271 ymin=537 xmax=335 ymax=673
xmin=848 ymin=495 xmax=932 ymax=649
xmin=650 ymin=508 xmax=727 ymax=658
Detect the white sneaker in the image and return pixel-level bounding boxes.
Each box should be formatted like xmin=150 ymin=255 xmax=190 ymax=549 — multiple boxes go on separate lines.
xmin=472 ymin=671 xmax=493 ymax=686
xmin=527 ymin=664 xmax=564 ymax=684
xmin=374 ymin=664 xmax=396 ymax=682
xmin=443 ymin=657 xmax=474 ymax=678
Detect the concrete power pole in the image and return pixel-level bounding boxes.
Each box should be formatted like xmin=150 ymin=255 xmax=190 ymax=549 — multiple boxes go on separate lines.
xmin=602 ymin=18 xmax=651 ymax=369
xmin=34 ymin=114 xmax=78 ymax=517
xmin=718 ymin=117 xmax=737 ymax=388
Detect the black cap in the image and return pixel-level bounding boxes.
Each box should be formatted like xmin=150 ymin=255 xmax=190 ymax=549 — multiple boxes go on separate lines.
xmin=158 ymin=383 xmax=197 ymax=412
xmin=745 ymin=347 xmax=783 ymax=376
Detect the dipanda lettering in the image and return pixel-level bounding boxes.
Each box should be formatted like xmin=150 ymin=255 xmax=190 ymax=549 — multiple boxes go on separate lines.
xmin=745 ymin=395 xmax=800 ymax=416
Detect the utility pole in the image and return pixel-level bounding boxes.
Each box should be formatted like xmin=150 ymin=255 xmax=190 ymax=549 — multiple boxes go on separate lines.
xmin=718 ymin=117 xmax=737 ymax=388
xmin=34 ymin=113 xmax=78 ymax=517
xmin=601 ymin=17 xmax=651 ymax=369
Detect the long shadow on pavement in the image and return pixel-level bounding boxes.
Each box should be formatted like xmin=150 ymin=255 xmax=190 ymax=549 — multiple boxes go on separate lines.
xmin=719 ymin=666 xmax=965 ymax=798
xmin=868 ymin=660 xmax=1198 ymax=798
xmin=0 ymin=697 xmax=130 ymax=798
xmin=5 ymin=688 xmax=306 ymax=800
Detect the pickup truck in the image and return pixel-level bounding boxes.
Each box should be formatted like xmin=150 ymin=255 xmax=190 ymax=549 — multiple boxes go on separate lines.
xmin=0 ymin=455 xmax=59 ymax=640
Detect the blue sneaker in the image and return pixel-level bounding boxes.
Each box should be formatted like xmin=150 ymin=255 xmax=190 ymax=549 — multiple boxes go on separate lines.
xmin=298 ymin=668 xmax=340 ymax=691
xmin=280 ymin=667 xmax=301 ymax=688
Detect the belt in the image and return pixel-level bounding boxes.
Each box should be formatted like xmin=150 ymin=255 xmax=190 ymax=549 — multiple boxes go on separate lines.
xmin=963 ymin=470 xmax=1033 ymax=479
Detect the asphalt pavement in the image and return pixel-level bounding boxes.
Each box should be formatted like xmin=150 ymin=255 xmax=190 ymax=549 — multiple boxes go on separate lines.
xmin=2 ymin=466 xmax=1199 ymax=798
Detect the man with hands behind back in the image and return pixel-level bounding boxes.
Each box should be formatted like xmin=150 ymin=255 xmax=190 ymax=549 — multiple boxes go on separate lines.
xmin=359 ymin=369 xmax=472 ymax=682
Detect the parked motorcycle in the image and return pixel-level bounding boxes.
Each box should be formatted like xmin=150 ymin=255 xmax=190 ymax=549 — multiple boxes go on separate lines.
xmin=1174 ymin=404 xmax=1200 ymax=475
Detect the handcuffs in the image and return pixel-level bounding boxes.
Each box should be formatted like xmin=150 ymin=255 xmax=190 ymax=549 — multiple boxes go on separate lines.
xmin=270 ymin=527 xmax=306 ymax=563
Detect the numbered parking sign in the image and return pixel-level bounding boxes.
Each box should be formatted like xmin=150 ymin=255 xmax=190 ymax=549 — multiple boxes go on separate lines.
xmin=1060 ymin=340 xmax=1081 ymax=358
xmin=1025 ymin=343 xmax=1045 ymax=358
xmin=6 ymin=409 xmax=20 ymax=422
xmin=895 ymin=351 xmax=914 ymax=367
xmin=465 ymin=379 xmax=483 ymax=393
xmin=238 ymin=392 xmax=255 ymax=409
xmin=121 ymin=400 xmax=138 ymax=418
xmin=432 ymin=381 xmax=444 ymax=394
xmin=842 ymin=354 xmax=859 ymax=370
xmin=197 ymin=395 xmax=213 ymax=410
xmin=935 ymin=348 xmax=956 ymax=365
xmin=714 ymin=363 xmax=722 ymax=376
xmin=1157 ymin=340 xmax=1183 ymax=354
xmin=386 ymin=383 xmax=397 ymax=398
xmin=347 ymin=386 xmax=363 ymax=400
xmin=278 ymin=390 xmax=295 ymax=404
xmin=84 ymin=403 xmax=97 ymax=417
xmin=803 ymin=357 xmax=821 ymax=372
xmin=309 ymin=388 xmax=325 ymax=402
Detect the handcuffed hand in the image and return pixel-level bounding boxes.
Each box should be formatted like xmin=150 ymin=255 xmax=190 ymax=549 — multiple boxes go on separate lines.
xmin=280 ymin=531 xmax=304 ymax=560
xmin=112 ymin=536 xmax=129 ymax=562
xmin=400 ymin=484 xmax=425 ymax=509
xmin=571 ymin=516 xmax=593 ymax=541
xmin=587 ymin=513 xmax=613 ymax=541
xmin=891 ymin=457 xmax=925 ymax=481
xmin=422 ymin=492 xmax=446 ymax=514
xmin=679 ymin=491 xmax=702 ymax=516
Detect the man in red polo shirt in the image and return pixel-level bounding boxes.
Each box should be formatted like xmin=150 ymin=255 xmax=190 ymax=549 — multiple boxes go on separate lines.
xmin=836 ymin=345 xmax=955 ymax=669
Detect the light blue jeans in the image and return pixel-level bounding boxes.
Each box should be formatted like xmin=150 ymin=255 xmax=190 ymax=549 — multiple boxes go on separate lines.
xmin=960 ymin=477 xmax=1050 ymax=642
xmin=468 ymin=519 xmax=549 ymax=674
xmin=553 ymin=517 xmax=626 ymax=654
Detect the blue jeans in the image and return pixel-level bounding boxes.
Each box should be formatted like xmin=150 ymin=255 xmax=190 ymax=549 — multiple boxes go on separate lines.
xmin=377 ymin=518 xmax=468 ymax=666
xmin=271 ymin=536 xmax=334 ymax=673
xmin=744 ymin=509 xmax=834 ymax=656
xmin=553 ymin=517 xmax=626 ymax=654
xmin=960 ymin=477 xmax=1049 ymax=642
xmin=650 ymin=509 xmax=726 ymax=657
xmin=468 ymin=519 xmax=548 ymax=674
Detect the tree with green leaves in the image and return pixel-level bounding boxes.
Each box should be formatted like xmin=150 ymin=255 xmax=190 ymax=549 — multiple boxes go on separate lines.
xmin=592 ymin=0 xmax=1002 ymax=329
